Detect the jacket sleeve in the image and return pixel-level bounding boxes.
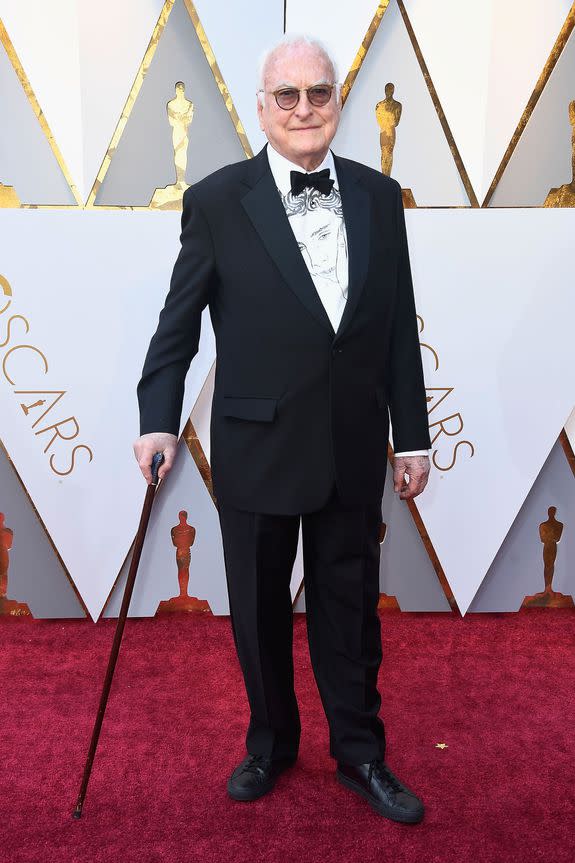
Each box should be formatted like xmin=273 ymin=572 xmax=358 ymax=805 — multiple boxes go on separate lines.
xmin=137 ymin=187 xmax=216 ymax=436
xmin=386 ymin=180 xmax=432 ymax=453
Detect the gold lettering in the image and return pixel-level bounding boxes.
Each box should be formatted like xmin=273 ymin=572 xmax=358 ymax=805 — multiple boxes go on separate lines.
xmin=0 ymin=279 xmax=91 ymax=476
xmin=2 ymin=344 xmax=48 ymax=385
xmin=428 ymin=412 xmax=464 ymax=445
xmin=0 ymin=314 xmax=29 ymax=348
xmin=0 ymin=274 xmax=12 ymax=315
xmin=50 ymin=444 xmax=94 ymax=476
xmin=420 ymin=341 xmax=439 ymax=371
xmin=35 ymin=416 xmax=80 ymax=454
xmin=426 ymin=387 xmax=454 ymax=416
xmin=433 ymin=440 xmax=475 ymax=471
xmin=14 ymin=390 xmax=66 ymax=428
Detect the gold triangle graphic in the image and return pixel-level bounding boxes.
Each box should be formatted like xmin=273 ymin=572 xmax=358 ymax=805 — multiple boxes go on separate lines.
xmin=341 ymin=0 xmax=479 ymax=208
xmin=387 ymin=442 xmax=459 ymax=614
xmin=85 ymin=0 xmax=252 ymax=209
xmin=341 ymin=0 xmax=392 ymax=105
xmin=483 ymin=3 xmax=575 ymax=207
xmin=183 ymin=0 xmax=252 ymax=159
xmin=0 ymin=18 xmax=82 ymax=208
xmin=559 ymin=428 xmax=575 ymax=479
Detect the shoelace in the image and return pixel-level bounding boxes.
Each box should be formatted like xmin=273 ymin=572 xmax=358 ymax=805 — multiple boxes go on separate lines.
xmin=367 ymin=759 xmax=406 ymax=793
xmin=241 ymin=754 xmax=272 ymax=776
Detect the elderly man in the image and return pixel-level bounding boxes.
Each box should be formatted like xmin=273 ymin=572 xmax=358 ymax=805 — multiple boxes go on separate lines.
xmin=134 ymin=34 xmax=431 ymax=824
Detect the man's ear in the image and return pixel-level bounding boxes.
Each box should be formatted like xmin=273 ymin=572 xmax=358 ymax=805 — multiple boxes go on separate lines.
xmin=256 ymin=94 xmax=265 ymax=131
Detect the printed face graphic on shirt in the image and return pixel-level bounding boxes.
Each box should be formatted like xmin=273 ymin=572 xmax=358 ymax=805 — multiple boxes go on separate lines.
xmin=281 ymin=186 xmax=348 ymax=297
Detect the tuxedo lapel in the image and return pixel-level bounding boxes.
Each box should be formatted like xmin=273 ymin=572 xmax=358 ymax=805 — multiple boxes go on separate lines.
xmin=241 ymin=147 xmax=335 ymax=336
xmin=332 ymin=153 xmax=371 ymax=343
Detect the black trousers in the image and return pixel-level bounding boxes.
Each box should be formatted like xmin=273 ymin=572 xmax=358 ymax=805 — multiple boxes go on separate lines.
xmin=216 ymin=483 xmax=386 ymax=766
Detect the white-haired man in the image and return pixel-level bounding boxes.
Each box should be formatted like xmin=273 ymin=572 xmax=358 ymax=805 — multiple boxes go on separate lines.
xmin=134 ymin=34 xmax=431 ymax=824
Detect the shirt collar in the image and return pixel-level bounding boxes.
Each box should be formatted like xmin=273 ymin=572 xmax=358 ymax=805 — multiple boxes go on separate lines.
xmin=265 ymin=143 xmax=338 ymax=196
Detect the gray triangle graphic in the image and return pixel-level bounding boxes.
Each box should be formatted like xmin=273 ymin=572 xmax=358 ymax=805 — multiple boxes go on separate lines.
xmin=95 ymin=0 xmax=246 ymax=207
xmin=288 ymin=467 xmax=451 ymax=614
xmin=103 ymin=438 xmax=227 ymax=618
xmin=489 ymin=29 xmax=575 ymax=207
xmin=379 ymin=463 xmax=451 ymax=611
xmin=469 ymin=438 xmax=575 ymax=611
xmin=0 ymin=37 xmax=76 ymax=205
xmin=0 ymin=444 xmax=86 ymax=617
xmin=334 ymin=0 xmax=468 ymax=206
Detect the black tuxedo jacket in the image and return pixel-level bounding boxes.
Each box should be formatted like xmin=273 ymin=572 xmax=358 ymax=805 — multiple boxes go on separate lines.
xmin=137 ymin=144 xmax=431 ymax=513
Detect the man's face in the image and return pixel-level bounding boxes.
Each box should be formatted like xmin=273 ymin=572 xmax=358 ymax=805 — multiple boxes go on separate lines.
xmin=298 ymin=207 xmax=341 ymax=279
xmin=257 ymin=44 xmax=341 ymax=169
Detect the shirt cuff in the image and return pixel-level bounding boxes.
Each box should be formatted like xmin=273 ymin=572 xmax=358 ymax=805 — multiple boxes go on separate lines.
xmin=394 ymin=449 xmax=430 ymax=457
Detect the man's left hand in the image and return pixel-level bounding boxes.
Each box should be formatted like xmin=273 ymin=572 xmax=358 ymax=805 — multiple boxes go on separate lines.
xmin=393 ymin=455 xmax=430 ymax=500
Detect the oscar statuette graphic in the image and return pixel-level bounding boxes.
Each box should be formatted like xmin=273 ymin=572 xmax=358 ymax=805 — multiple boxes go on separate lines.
xmin=150 ymin=82 xmax=194 ymax=210
xmin=375 ymin=83 xmax=416 ymax=208
xmin=156 ymin=511 xmax=210 ymax=614
xmin=377 ymin=519 xmax=400 ymax=610
xmin=0 ymin=181 xmax=21 ymax=208
xmin=544 ymin=100 xmax=575 ymax=207
xmin=522 ymin=506 xmax=574 ymax=608
xmin=0 ymin=512 xmax=31 ymax=617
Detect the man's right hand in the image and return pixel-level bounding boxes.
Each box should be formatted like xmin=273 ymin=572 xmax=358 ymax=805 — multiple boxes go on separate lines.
xmin=133 ymin=432 xmax=178 ymax=484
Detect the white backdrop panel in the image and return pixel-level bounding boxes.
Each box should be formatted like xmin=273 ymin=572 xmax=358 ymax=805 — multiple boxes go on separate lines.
xmin=408 ymin=207 xmax=575 ymax=614
xmin=403 ymin=0 xmax=490 ymax=201
xmin=404 ymin=0 xmax=572 ymax=203
xmin=0 ymin=209 xmax=215 ymax=620
xmin=285 ymin=0 xmax=378 ymax=86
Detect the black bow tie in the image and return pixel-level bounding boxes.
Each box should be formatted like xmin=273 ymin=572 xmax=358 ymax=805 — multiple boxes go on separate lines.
xmin=290 ymin=168 xmax=335 ymax=197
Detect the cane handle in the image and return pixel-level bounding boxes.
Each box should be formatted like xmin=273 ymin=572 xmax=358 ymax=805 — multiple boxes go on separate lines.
xmin=151 ymin=451 xmax=164 ymax=486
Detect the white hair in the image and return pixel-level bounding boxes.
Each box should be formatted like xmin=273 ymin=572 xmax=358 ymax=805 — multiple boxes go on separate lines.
xmin=256 ymin=33 xmax=339 ymax=105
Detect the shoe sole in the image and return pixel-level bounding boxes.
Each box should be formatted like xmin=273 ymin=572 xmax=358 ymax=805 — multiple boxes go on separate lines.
xmin=227 ymin=778 xmax=276 ymax=801
xmin=336 ymin=769 xmax=424 ymax=824
xmin=227 ymin=759 xmax=297 ymax=802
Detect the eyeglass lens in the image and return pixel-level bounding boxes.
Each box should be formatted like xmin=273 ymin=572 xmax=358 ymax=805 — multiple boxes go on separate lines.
xmin=275 ymin=85 xmax=333 ymax=109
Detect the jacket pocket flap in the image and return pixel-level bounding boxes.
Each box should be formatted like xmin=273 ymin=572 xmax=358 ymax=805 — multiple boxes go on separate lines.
xmin=222 ymin=396 xmax=278 ymax=422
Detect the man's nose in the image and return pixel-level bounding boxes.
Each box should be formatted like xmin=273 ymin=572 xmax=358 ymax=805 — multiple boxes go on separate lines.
xmin=294 ymin=91 xmax=314 ymax=118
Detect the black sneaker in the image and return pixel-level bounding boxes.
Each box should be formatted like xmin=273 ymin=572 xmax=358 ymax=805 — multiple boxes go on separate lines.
xmin=227 ymin=753 xmax=297 ymax=801
xmin=336 ymin=758 xmax=424 ymax=823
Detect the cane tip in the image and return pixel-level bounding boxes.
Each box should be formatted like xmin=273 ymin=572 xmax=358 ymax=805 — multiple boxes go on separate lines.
xmin=72 ymin=807 xmax=82 ymax=819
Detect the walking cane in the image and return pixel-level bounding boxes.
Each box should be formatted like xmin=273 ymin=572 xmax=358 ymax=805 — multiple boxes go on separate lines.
xmin=72 ymin=451 xmax=165 ymax=818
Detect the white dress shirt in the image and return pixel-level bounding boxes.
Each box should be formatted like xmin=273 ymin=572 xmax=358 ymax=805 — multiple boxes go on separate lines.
xmin=266 ymin=143 xmax=429 ymax=460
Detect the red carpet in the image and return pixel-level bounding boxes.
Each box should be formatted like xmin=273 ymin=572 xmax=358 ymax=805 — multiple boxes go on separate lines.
xmin=1 ymin=608 xmax=574 ymax=863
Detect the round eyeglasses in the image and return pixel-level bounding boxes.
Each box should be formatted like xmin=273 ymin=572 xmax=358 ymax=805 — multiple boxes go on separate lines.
xmin=258 ymin=84 xmax=338 ymax=110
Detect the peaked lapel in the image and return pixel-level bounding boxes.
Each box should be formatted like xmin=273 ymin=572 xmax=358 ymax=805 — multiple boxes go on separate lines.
xmin=332 ymin=153 xmax=371 ymax=343
xmin=240 ymin=146 xmax=335 ymax=336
